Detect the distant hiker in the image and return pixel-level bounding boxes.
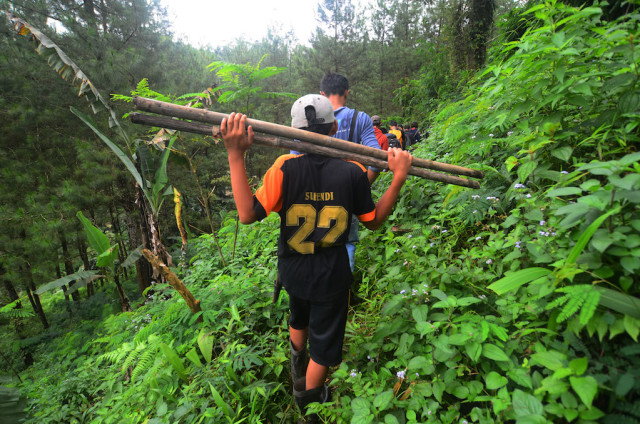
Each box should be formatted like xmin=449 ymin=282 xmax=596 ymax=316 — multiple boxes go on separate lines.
xmin=389 ymin=120 xmax=405 ymax=149
xmin=407 ymin=122 xmax=422 ymax=145
xmin=371 ymin=115 xmax=389 ymax=151
xmin=387 ymin=133 xmax=401 ymax=149
xmin=220 ymin=94 xmax=412 ymax=423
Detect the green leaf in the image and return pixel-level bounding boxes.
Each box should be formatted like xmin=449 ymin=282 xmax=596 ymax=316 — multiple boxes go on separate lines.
xmin=566 ymin=207 xmax=621 ymax=265
xmin=71 ymin=107 xmax=153 ymax=213
xmin=96 ymin=244 xmax=119 ymax=268
xmin=486 ymin=371 xmax=508 ymax=390
xmin=569 ymin=376 xmax=597 ymax=408
xmin=569 ymin=357 xmax=588 ymax=376
xmin=35 ymin=270 xmax=99 ymax=295
xmin=518 ymin=160 xmax=538 ymax=183
xmin=482 ymin=344 xmax=510 ymax=362
xmin=488 ymin=268 xmax=551 ymax=295
xmin=209 ymin=383 xmax=233 ymax=417
xmin=373 ymin=390 xmax=394 ymax=410
xmin=159 ymin=343 xmax=187 ymax=381
xmin=120 ymin=246 xmax=143 ymax=268
xmin=185 ymin=348 xmax=202 ymax=368
xmin=615 ymin=373 xmax=635 ymax=397
xmin=531 ymin=350 xmax=566 ymax=371
xmin=76 ymin=211 xmax=110 ymax=254
xmin=595 ymin=286 xmax=640 ymax=319
xmin=197 ymin=330 xmax=214 ymax=364
xmin=512 ymin=389 xmax=544 ymax=417
xmin=547 ymin=187 xmax=581 ymax=197
xmin=623 ymin=315 xmax=640 ymax=341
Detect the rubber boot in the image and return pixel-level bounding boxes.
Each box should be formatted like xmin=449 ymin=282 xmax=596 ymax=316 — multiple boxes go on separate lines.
xmin=290 ymin=340 xmax=308 ymax=382
xmin=293 ymin=377 xmax=329 ymax=424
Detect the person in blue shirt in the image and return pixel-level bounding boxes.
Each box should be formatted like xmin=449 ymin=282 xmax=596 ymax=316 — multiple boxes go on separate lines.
xmin=292 ymin=73 xmax=382 ymax=279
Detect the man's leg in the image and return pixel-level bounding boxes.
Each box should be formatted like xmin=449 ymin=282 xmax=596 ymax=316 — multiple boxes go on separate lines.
xmin=306 ymin=359 xmax=328 ymax=390
xmin=290 ymin=326 xmax=308 ymax=351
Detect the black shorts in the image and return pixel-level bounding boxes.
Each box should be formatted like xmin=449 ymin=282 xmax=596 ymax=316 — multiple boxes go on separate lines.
xmin=288 ymin=292 xmax=349 ymax=367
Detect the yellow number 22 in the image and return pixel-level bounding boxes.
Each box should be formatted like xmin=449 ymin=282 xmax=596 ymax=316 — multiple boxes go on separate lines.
xmin=286 ymin=204 xmax=348 ymax=254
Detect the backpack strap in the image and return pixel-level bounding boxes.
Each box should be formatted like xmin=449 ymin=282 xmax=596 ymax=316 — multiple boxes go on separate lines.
xmin=348 ymin=110 xmax=359 ymax=143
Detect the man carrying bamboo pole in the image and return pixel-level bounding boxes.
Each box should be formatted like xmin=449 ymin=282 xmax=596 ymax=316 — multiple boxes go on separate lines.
xmin=221 ymin=94 xmax=412 ymax=423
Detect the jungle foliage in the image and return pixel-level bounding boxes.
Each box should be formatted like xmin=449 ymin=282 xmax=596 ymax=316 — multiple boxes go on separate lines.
xmin=2 ymin=0 xmax=640 ymax=423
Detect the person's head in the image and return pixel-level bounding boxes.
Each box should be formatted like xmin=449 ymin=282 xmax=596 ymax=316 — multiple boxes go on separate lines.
xmin=411 ymin=122 xmax=418 ymax=129
xmin=381 ymin=127 xmax=388 ymax=134
xmin=320 ymin=72 xmax=349 ymax=97
xmin=291 ymin=94 xmax=337 ymax=136
xmin=371 ymin=115 xmax=382 ymax=128
xmin=389 ymin=120 xmax=398 ymax=128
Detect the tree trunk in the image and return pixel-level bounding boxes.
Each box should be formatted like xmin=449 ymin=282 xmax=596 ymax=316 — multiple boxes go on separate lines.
xmin=469 ymin=0 xmax=494 ymax=70
xmin=127 ymin=193 xmax=153 ymax=297
xmin=55 ymin=260 xmax=73 ymax=318
xmin=59 ymin=231 xmax=80 ymax=301
xmin=1 ymin=270 xmax=34 ymax=367
xmin=76 ymin=236 xmax=94 ymax=297
xmin=113 ymin=270 xmax=131 ymax=312
xmin=25 ymin=263 xmax=48 ymax=329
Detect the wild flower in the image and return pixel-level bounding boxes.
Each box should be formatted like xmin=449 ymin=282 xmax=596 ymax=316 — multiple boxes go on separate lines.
xmin=407 ymin=234 xmax=412 ymax=238
xmin=428 ymin=411 xmax=432 ymax=416
xmin=396 ymin=370 xmax=406 ymax=379
xmin=472 ymin=194 xmax=480 ymax=199
xmin=540 ymin=220 xmax=546 ymax=226
xmin=486 ymin=259 xmax=492 ymax=264
xmin=350 ymin=370 xmax=358 ymax=377
xmin=395 ymin=248 xmax=400 ymax=253
xmin=507 ymin=131 xmax=514 ymax=136
xmin=475 ymin=236 xmax=481 ymax=240
xmin=515 ymin=241 xmax=522 ymax=248
xmin=412 ymin=245 xmax=416 ymax=249
xmin=412 ymin=289 xmax=418 ymax=296
xmin=442 ymin=229 xmax=447 ymax=233
xmin=561 ymin=171 xmax=569 ymax=174
xmin=416 ymin=373 xmax=420 ymax=377
xmin=514 ymin=183 xmax=526 ymax=189
xmin=489 ymin=133 xmax=494 ymax=137
xmin=526 ymin=193 xmax=532 ymax=198
xmin=473 ymin=210 xmax=477 ymax=214
xmin=400 ymin=289 xmax=406 ymax=295
xmin=430 ymin=242 xmax=434 ymax=247
xmin=551 ymin=232 xmax=557 ymax=236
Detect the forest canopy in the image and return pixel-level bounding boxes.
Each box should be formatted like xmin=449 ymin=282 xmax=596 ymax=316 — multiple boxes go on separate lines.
xmin=1 ymin=0 xmax=640 ymax=423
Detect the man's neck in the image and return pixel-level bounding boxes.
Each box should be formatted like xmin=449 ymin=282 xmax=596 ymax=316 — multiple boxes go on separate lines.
xmin=327 ymin=94 xmax=347 ymax=110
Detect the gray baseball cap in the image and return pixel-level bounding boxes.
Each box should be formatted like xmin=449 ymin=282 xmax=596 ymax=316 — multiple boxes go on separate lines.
xmin=371 ymin=115 xmax=381 ymax=125
xmin=291 ymin=94 xmax=335 ymax=128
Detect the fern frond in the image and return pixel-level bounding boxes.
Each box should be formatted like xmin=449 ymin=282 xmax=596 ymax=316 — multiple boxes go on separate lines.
xmin=121 ymin=343 xmax=146 ymax=372
xmin=557 ymin=288 xmax=588 ymax=323
xmin=131 ymin=348 xmax=157 ymax=382
xmin=134 ymin=321 xmax=156 ymax=345
xmin=546 ymin=294 xmax=569 ymax=310
xmin=579 ymin=289 xmax=601 ymax=325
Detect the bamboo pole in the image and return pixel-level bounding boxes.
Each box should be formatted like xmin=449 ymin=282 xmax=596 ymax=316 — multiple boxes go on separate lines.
xmin=130 ymin=113 xmax=481 ymax=189
xmin=132 ymin=97 xmax=484 ymax=180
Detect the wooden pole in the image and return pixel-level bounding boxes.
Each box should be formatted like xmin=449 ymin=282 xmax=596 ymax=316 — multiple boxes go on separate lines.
xmin=130 ymin=113 xmax=481 ymax=189
xmin=141 ymin=249 xmax=202 ymax=320
xmin=132 ymin=97 xmax=484 ymax=180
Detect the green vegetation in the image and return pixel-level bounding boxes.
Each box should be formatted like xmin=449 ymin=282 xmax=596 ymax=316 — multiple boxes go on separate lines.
xmin=2 ymin=0 xmax=640 ymax=423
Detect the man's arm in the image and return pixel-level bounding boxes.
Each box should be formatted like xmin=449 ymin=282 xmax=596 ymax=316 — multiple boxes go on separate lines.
xmin=362 ymin=148 xmax=412 ymax=230
xmin=221 ymin=113 xmax=259 ymax=225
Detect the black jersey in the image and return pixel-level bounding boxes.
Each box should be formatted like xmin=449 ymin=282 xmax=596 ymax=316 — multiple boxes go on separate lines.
xmin=253 ymin=153 xmax=376 ymax=301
